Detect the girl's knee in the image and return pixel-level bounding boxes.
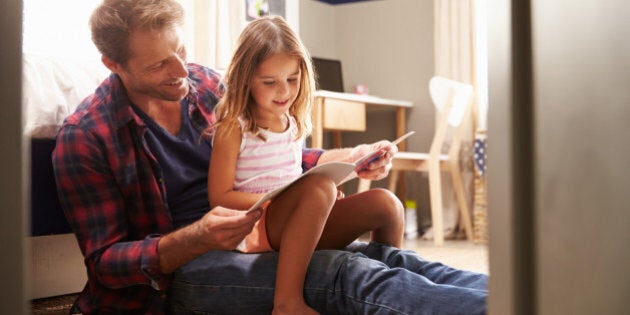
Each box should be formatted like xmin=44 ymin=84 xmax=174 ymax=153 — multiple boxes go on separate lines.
xmin=301 ymin=174 xmax=338 ymax=204
xmin=364 ymin=188 xmax=404 ymax=221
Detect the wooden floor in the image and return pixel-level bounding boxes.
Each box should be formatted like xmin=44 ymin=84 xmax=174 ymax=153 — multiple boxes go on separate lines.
xmin=31 ymin=237 xmax=488 ymax=314
xmin=31 ymin=294 xmax=76 ymax=315
xmin=402 ymin=238 xmax=489 ymax=274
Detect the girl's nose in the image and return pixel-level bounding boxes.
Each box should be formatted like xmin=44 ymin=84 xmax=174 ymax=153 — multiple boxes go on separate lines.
xmin=277 ymin=81 xmax=289 ymax=95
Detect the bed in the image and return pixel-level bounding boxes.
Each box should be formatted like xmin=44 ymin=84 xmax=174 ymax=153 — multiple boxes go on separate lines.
xmin=24 ymin=53 xmax=109 ymax=298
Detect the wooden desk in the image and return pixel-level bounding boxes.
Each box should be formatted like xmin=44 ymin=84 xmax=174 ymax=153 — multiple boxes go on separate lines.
xmin=311 ymin=90 xmax=414 ymax=150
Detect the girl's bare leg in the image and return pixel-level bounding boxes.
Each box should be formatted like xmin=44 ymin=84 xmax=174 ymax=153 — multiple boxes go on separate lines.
xmin=318 ymin=188 xmax=404 ymax=249
xmin=265 ymin=175 xmax=337 ymax=315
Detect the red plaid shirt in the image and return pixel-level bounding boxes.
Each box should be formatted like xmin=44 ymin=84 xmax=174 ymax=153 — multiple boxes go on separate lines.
xmin=52 ymin=63 xmax=323 ymax=314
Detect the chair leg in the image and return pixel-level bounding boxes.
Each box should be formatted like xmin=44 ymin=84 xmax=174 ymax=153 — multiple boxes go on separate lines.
xmin=449 ymin=164 xmax=474 ymax=241
xmin=356 ymin=178 xmax=372 ymax=193
xmin=428 ymin=163 xmax=444 ymax=245
xmin=387 ymin=170 xmax=400 ymax=195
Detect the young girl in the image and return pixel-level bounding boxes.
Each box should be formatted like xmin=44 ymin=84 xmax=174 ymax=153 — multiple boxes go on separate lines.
xmin=207 ymin=16 xmax=404 ymax=315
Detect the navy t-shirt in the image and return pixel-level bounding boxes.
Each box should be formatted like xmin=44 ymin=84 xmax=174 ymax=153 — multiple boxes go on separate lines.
xmin=132 ymin=100 xmax=212 ymax=228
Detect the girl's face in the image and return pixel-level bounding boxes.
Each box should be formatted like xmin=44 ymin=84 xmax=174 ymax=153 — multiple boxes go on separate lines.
xmin=249 ymin=53 xmax=301 ymax=124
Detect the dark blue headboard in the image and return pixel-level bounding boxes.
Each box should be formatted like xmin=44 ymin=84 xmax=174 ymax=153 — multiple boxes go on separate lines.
xmin=30 ymin=138 xmax=71 ymax=236
xmin=315 ymin=0 xmax=374 ymax=4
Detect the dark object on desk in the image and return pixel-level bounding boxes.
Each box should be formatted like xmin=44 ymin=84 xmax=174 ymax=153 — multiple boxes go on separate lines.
xmin=312 ymin=57 xmax=344 ymax=92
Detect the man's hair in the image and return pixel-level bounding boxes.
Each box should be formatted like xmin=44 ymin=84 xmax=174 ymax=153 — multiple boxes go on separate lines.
xmin=212 ymin=15 xmax=315 ymax=141
xmin=90 ymin=0 xmax=185 ymax=65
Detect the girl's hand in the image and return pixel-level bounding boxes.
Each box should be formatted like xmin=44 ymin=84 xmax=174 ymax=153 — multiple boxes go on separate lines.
xmin=356 ymin=140 xmax=397 ymax=181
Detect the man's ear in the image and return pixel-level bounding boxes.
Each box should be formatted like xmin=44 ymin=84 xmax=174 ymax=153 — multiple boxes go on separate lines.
xmin=101 ymin=55 xmax=121 ymax=73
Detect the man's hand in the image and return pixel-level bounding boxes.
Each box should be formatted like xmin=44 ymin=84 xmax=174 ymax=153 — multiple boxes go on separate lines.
xmin=158 ymin=207 xmax=262 ymax=273
xmin=196 ymin=207 xmax=262 ymax=250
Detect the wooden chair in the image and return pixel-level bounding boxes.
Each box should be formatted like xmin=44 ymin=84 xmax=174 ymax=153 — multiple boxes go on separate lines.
xmin=357 ymin=76 xmax=475 ymax=245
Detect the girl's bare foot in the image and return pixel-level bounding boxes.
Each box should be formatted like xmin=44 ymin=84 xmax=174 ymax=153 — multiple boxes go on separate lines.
xmin=272 ymin=300 xmax=319 ymax=315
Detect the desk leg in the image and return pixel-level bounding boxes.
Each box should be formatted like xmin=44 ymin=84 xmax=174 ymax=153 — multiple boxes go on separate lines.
xmin=396 ymin=107 xmax=407 ymax=151
xmin=332 ymin=131 xmax=343 ymax=148
xmin=311 ymin=97 xmax=324 ymax=149
xmin=395 ymin=107 xmax=407 ymax=200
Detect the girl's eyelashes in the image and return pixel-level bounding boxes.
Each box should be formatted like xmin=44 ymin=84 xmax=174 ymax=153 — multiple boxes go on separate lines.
xmin=262 ymin=79 xmax=297 ymax=85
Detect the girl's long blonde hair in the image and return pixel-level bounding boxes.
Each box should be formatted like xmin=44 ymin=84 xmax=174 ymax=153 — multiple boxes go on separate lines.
xmin=209 ymin=15 xmax=315 ymax=140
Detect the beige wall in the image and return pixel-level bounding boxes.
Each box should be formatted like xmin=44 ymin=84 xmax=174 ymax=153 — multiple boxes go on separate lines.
xmin=299 ymin=0 xmax=338 ymax=58
xmin=299 ymin=0 xmax=435 ymax=222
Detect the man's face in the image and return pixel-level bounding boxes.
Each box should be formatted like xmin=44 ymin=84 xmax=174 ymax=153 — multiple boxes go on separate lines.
xmin=115 ymin=26 xmax=189 ymax=104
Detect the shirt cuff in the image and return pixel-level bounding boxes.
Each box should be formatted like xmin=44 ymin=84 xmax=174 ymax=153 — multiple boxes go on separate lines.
xmin=141 ymin=234 xmax=171 ymax=290
xmin=302 ymin=148 xmax=324 ymax=171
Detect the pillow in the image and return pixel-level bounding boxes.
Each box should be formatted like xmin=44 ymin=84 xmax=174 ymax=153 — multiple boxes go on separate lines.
xmin=23 ymin=53 xmax=109 ymax=138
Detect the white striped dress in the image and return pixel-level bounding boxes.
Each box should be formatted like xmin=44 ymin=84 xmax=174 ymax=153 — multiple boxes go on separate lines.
xmin=233 ymin=116 xmax=303 ymax=194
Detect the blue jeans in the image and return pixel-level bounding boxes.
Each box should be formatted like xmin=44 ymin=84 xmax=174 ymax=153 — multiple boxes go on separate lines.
xmin=169 ymin=242 xmax=487 ymax=314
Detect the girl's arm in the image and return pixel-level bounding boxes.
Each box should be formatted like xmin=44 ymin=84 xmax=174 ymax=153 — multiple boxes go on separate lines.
xmin=208 ymin=122 xmax=265 ymax=210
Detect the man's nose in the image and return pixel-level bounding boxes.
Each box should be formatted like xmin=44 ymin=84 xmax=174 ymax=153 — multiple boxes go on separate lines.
xmin=170 ymin=55 xmax=188 ymax=78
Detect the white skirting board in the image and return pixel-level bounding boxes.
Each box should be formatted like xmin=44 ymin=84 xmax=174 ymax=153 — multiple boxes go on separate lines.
xmin=28 ymin=233 xmax=86 ymax=299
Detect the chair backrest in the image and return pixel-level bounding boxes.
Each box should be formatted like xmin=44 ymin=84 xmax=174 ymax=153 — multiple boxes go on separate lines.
xmin=429 ymin=76 xmax=474 ymax=127
xmin=427 ymin=76 xmax=474 ymax=158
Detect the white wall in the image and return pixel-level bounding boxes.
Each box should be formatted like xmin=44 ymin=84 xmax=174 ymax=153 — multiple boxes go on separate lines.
xmin=22 ymin=0 xmax=101 ymax=59
xmin=299 ymin=0 xmax=435 ymax=222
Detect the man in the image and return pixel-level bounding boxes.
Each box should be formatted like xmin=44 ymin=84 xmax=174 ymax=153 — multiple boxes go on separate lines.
xmin=53 ymin=0 xmax=488 ymax=314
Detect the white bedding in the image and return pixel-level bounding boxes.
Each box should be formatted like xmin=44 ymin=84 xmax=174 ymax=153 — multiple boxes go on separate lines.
xmin=23 ymin=53 xmax=109 ymax=138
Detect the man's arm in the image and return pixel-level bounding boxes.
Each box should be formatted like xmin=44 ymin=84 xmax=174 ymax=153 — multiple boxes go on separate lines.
xmin=53 ymin=125 xmax=167 ymax=288
xmin=301 ymin=148 xmax=324 ymax=171
xmin=157 ymin=207 xmax=261 ymax=274
xmin=54 ymin=125 xmax=262 ymax=283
